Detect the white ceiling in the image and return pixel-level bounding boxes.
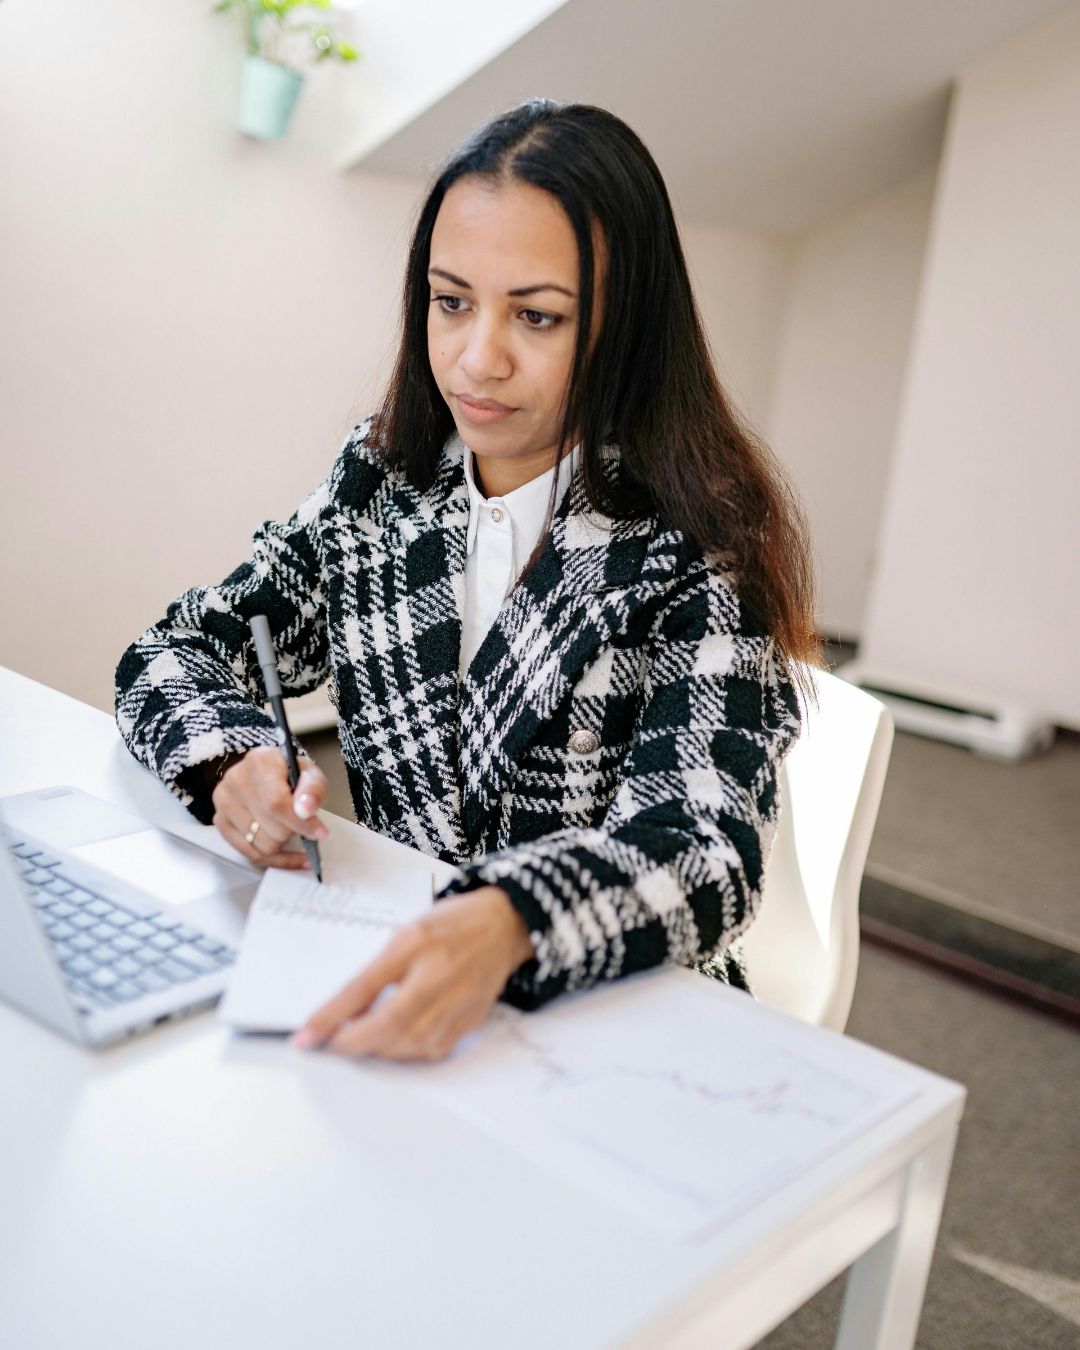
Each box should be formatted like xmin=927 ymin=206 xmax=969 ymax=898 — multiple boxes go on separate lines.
xmin=351 ymin=0 xmax=1072 ymax=234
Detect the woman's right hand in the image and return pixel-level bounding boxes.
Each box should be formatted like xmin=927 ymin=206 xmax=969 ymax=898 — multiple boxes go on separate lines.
xmin=210 ymin=746 xmax=330 ymax=870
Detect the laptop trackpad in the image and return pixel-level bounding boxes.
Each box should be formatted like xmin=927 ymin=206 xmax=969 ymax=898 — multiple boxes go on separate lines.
xmin=72 ymin=831 xmax=254 ymax=906
xmin=70 ymin=831 xmax=258 ymax=944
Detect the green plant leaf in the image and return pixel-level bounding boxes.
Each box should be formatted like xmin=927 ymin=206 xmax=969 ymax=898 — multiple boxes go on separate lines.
xmin=214 ymin=0 xmax=358 ymax=69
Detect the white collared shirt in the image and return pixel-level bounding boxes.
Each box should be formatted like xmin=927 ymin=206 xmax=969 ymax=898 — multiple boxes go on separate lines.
xmin=458 ymin=438 xmax=580 ymax=679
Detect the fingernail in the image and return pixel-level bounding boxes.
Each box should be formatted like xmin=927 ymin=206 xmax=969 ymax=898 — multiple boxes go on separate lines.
xmin=292 ymin=1028 xmax=318 ymax=1050
xmin=295 ymin=793 xmax=316 ymax=820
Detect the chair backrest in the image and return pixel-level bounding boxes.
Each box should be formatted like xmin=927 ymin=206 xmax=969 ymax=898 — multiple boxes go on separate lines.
xmin=741 ymin=667 xmax=894 ymax=1032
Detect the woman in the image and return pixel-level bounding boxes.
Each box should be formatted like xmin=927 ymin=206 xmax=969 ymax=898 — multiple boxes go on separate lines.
xmin=115 ymin=99 xmax=820 ymax=1062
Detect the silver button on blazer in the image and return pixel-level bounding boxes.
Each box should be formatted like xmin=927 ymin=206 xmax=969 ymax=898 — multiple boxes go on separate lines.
xmin=115 ymin=419 xmax=801 ymax=1010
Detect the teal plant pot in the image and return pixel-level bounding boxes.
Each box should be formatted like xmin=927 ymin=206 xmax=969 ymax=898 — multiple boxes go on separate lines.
xmin=237 ymin=55 xmax=303 ymax=140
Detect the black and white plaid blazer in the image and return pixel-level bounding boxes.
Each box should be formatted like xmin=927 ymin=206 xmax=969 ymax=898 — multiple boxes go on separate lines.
xmin=116 ymin=418 xmax=801 ymax=1010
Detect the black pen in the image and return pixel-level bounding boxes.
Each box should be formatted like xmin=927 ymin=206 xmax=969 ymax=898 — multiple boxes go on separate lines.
xmin=249 ymin=614 xmax=323 ymax=882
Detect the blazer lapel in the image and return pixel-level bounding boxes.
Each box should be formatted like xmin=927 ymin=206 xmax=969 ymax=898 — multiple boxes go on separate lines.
xmin=458 ymin=467 xmax=681 ymax=849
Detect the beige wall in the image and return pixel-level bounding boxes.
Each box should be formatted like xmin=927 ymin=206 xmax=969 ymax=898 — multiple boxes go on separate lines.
xmin=681 ymin=222 xmax=792 ymax=432
xmin=857 ymin=1 xmax=1080 ymax=725
xmin=766 ymin=173 xmax=937 ymax=638
xmin=0 ymin=0 xmax=790 ymax=714
xmin=0 ymin=0 xmax=425 ymax=714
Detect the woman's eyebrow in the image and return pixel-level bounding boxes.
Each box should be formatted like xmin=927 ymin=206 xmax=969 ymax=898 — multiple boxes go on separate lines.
xmin=428 ymin=267 xmax=575 ymax=299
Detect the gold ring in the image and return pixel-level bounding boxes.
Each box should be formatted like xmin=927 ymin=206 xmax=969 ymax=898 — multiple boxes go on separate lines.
xmin=244 ymin=820 xmax=261 ymax=845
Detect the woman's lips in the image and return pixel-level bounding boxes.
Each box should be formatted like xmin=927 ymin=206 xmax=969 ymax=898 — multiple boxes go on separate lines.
xmin=455 ymin=394 xmax=517 ymax=424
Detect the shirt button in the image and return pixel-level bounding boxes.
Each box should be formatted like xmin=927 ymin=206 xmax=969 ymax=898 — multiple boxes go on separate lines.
xmin=568 ymin=729 xmax=600 ymax=755
xmin=490 ymin=507 xmax=504 ymax=524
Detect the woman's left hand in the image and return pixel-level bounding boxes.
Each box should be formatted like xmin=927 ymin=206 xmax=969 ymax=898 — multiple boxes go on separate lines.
xmin=292 ymin=887 xmax=534 ymax=1062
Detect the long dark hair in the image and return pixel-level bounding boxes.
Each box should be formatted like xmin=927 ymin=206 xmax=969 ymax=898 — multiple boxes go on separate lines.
xmin=376 ymin=99 xmax=820 ymax=670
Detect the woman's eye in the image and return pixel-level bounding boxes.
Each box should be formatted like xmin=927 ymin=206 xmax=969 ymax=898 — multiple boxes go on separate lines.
xmin=431 ymin=295 xmax=560 ymax=329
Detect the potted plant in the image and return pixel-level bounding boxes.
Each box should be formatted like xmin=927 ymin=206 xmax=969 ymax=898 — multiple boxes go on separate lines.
xmin=214 ymin=0 xmax=359 ymax=141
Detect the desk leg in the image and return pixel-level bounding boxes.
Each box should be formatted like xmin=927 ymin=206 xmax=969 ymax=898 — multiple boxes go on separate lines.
xmin=834 ymin=1127 xmax=958 ymax=1350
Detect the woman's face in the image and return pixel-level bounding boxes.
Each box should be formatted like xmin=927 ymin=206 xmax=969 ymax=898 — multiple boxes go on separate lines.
xmin=427 ymin=176 xmax=591 ymax=486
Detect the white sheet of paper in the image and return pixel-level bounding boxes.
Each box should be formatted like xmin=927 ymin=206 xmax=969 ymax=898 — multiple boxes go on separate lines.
xmin=218 ymin=866 xmax=433 ymax=1032
xmin=414 ymin=969 xmax=918 ymax=1242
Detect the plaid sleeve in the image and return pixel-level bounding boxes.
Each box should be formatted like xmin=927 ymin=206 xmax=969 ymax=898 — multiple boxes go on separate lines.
xmin=114 ymin=422 xmax=377 ymax=823
xmin=440 ymin=566 xmax=802 ymax=1010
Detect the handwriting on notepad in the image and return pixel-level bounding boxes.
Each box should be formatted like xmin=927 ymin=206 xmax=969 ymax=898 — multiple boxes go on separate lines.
xmin=258 ymin=879 xmax=410 ymax=928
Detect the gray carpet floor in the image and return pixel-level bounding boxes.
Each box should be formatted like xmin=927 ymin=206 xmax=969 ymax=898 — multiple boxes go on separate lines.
xmin=868 ymin=729 xmax=1080 ymax=952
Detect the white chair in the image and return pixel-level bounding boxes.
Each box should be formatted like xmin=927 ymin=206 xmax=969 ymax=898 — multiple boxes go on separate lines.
xmin=741 ymin=667 xmax=894 ymax=1033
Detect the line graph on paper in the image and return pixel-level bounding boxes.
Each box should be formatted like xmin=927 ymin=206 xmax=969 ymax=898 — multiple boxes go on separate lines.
xmin=418 ymin=972 xmax=918 ymax=1240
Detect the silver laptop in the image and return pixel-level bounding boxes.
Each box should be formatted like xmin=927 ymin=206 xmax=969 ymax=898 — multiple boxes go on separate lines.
xmin=0 ymin=785 xmax=259 ymax=1048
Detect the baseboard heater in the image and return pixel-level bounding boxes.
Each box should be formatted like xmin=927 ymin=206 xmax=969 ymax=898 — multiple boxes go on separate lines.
xmin=835 ymin=662 xmax=1055 ymax=762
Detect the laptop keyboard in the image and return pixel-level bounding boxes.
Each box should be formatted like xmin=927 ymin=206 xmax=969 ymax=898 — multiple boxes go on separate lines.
xmin=9 ymin=836 xmax=236 ymax=1016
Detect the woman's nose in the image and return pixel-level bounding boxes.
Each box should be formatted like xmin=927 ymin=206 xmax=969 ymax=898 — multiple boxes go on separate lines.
xmin=459 ymin=318 xmax=512 ymax=383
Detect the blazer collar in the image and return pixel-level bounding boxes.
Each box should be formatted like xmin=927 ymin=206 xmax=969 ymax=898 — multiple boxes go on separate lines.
xmin=370 ymin=437 xmax=681 ymax=603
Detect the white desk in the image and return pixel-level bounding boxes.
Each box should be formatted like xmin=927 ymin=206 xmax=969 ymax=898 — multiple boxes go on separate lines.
xmin=0 ymin=666 xmax=964 ymax=1350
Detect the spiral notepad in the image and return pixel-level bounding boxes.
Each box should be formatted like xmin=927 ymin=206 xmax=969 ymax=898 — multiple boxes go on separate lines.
xmin=218 ymin=865 xmax=434 ymax=1032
